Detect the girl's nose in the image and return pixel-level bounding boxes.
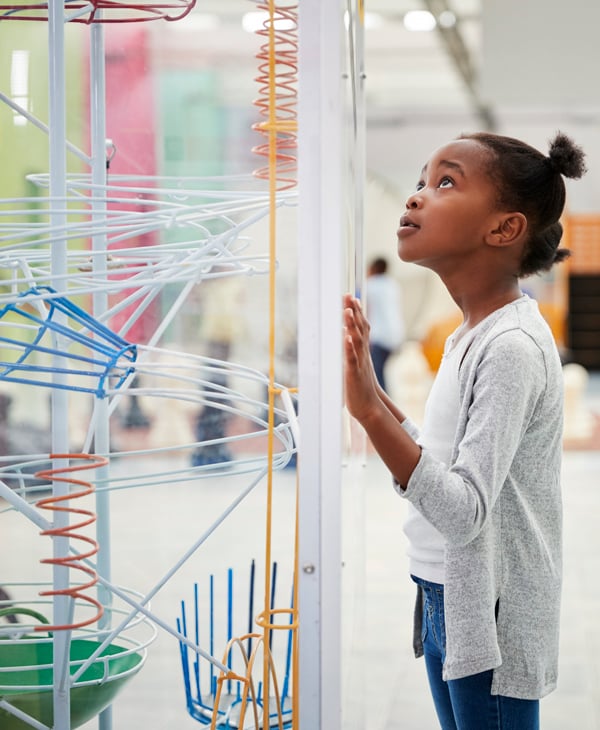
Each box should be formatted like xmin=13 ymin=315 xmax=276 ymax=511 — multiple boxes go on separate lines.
xmin=405 ymin=191 xmax=421 ymax=209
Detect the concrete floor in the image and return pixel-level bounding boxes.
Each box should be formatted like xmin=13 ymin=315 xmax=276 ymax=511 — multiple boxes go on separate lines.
xmin=1 ymin=378 xmax=599 ymax=730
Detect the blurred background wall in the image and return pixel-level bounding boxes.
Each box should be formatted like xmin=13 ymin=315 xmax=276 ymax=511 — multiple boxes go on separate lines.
xmin=1 ymin=0 xmax=599 ymax=374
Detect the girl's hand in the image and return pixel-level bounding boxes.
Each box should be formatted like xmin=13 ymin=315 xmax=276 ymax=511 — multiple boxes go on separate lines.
xmin=343 ymin=294 xmax=420 ymax=487
xmin=343 ymin=293 xmax=381 ymax=423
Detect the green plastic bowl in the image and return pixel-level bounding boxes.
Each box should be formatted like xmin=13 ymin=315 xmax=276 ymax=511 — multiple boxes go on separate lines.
xmin=0 ymin=635 xmax=144 ymax=729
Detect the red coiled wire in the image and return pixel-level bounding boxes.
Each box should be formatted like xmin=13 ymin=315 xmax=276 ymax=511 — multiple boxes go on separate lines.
xmin=35 ymin=454 xmax=107 ymax=632
xmin=252 ymin=2 xmax=298 ymax=191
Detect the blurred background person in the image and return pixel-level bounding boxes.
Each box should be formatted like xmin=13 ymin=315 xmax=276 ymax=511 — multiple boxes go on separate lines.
xmin=365 ymin=256 xmax=405 ymax=392
xmin=191 ymin=271 xmax=244 ymax=466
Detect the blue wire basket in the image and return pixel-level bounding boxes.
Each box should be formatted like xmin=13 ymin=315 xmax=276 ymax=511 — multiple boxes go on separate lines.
xmin=0 ymin=286 xmax=137 ymax=398
xmin=177 ymin=561 xmax=294 ymax=729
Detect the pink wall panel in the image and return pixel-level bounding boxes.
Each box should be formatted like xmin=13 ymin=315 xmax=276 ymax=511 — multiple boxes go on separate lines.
xmin=85 ymin=25 xmax=159 ymax=345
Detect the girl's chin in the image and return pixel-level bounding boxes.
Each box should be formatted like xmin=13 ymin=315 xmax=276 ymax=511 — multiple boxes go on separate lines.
xmin=397 ymin=243 xmax=418 ymax=263
xmin=397 ymin=245 xmax=432 ymax=270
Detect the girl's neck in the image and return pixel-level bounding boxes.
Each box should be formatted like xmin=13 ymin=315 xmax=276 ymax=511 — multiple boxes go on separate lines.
xmin=447 ymin=278 xmax=523 ymax=331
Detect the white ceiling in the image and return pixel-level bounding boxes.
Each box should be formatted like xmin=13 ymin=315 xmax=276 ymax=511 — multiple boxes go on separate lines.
xmin=363 ymin=0 xmax=483 ymax=114
xmin=164 ymin=0 xmax=481 ymax=114
xmin=157 ymin=0 xmax=599 ymax=211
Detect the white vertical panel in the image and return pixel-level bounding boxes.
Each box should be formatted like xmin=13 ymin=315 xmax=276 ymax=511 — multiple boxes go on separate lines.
xmin=297 ymin=1 xmax=345 ymax=729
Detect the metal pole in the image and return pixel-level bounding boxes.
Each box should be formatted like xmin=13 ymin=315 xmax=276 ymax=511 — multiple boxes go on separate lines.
xmin=48 ymin=0 xmax=72 ymax=727
xmin=297 ymin=1 xmax=344 ymax=728
xmin=89 ymin=19 xmax=114 ymax=730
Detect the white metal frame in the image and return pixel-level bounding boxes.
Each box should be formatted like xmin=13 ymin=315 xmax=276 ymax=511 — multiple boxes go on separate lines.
xmin=297 ymin=2 xmax=345 ymax=729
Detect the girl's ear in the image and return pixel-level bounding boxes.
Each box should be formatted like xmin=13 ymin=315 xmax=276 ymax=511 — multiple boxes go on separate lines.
xmin=487 ymin=212 xmax=527 ymax=247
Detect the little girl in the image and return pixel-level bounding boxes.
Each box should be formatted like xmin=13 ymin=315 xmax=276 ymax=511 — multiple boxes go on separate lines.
xmin=343 ymin=131 xmax=586 ymax=730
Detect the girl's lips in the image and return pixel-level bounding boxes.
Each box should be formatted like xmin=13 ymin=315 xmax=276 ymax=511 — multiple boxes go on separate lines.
xmin=397 ymin=215 xmax=420 ymax=236
xmin=399 ymin=214 xmax=419 ymax=228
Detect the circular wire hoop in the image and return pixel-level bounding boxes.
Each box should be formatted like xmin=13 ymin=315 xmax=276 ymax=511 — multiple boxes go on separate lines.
xmin=0 ymin=0 xmax=195 ymax=23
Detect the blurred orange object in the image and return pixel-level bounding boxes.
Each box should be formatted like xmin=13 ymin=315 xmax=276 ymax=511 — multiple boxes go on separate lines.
xmin=420 ymin=312 xmax=462 ymax=372
xmin=538 ymin=303 xmax=566 ymax=349
xmin=420 ymin=302 xmax=566 ymax=374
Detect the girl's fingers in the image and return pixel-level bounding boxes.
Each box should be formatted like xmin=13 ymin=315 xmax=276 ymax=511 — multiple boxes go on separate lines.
xmin=343 ymin=297 xmax=364 ymax=330
xmin=346 ymin=310 xmax=368 ymax=349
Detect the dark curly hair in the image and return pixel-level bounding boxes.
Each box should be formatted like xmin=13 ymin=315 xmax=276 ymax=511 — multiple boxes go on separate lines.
xmin=458 ymin=131 xmax=587 ymax=277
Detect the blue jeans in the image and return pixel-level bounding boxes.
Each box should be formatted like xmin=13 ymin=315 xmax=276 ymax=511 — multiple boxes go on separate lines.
xmin=411 ymin=576 xmax=540 ymax=730
xmin=369 ymin=343 xmax=392 ymax=392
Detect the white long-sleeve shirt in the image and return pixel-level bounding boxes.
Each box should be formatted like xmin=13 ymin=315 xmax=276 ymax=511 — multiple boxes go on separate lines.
xmin=403 ymin=321 xmax=484 ymax=583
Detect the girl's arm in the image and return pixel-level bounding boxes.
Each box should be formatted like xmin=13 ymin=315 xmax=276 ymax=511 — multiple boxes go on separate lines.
xmin=343 ymin=294 xmax=421 ymax=488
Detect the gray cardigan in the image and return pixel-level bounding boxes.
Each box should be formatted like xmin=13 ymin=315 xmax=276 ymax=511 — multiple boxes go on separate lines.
xmin=398 ymin=296 xmax=563 ymax=700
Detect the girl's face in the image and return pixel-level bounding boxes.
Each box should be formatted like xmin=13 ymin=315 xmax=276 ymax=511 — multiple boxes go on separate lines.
xmin=397 ymin=139 xmax=501 ymax=274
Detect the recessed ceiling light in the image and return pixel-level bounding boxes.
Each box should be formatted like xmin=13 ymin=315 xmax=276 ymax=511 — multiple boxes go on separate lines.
xmin=365 ymin=12 xmax=384 ymax=30
xmin=344 ymin=10 xmax=384 ymax=30
xmin=438 ymin=10 xmax=457 ymax=28
xmin=242 ymin=10 xmax=295 ymax=33
xmin=403 ymin=10 xmax=436 ymax=32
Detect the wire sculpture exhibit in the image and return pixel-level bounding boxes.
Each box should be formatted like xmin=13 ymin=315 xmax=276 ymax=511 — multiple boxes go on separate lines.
xmin=0 ymin=1 xmax=303 ymax=729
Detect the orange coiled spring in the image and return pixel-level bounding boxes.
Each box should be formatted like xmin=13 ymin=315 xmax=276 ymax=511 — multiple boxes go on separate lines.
xmin=252 ymin=1 xmax=298 ymax=191
xmin=34 ymin=454 xmax=107 ymax=632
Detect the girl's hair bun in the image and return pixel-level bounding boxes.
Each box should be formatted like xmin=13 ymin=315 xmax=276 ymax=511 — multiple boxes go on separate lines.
xmin=547 ymin=131 xmax=587 ymax=179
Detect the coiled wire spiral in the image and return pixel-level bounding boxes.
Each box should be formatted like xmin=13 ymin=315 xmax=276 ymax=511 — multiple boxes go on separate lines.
xmin=35 ymin=454 xmax=107 ymax=632
xmin=252 ymin=2 xmax=298 ymax=191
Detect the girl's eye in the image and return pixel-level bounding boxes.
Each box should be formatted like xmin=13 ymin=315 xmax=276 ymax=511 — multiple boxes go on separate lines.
xmin=439 ymin=176 xmax=454 ymax=188
xmin=415 ymin=181 xmax=425 ymax=192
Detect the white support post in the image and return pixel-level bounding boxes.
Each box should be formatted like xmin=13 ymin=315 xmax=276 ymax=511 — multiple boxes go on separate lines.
xmin=297 ymin=2 xmax=345 ymax=729
xmin=351 ymin=1 xmax=366 ymax=298
xmin=89 ymin=21 xmax=114 ymax=730
xmin=48 ymin=0 xmax=72 ymax=727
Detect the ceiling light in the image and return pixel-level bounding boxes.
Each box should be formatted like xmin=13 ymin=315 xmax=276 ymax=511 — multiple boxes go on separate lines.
xmin=344 ymin=10 xmax=384 ymax=31
xmin=365 ymin=12 xmax=384 ymax=30
xmin=403 ymin=10 xmax=436 ymax=32
xmin=242 ymin=10 xmax=295 ymax=33
xmin=438 ymin=10 xmax=457 ymax=28
xmin=242 ymin=11 xmax=265 ymax=33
